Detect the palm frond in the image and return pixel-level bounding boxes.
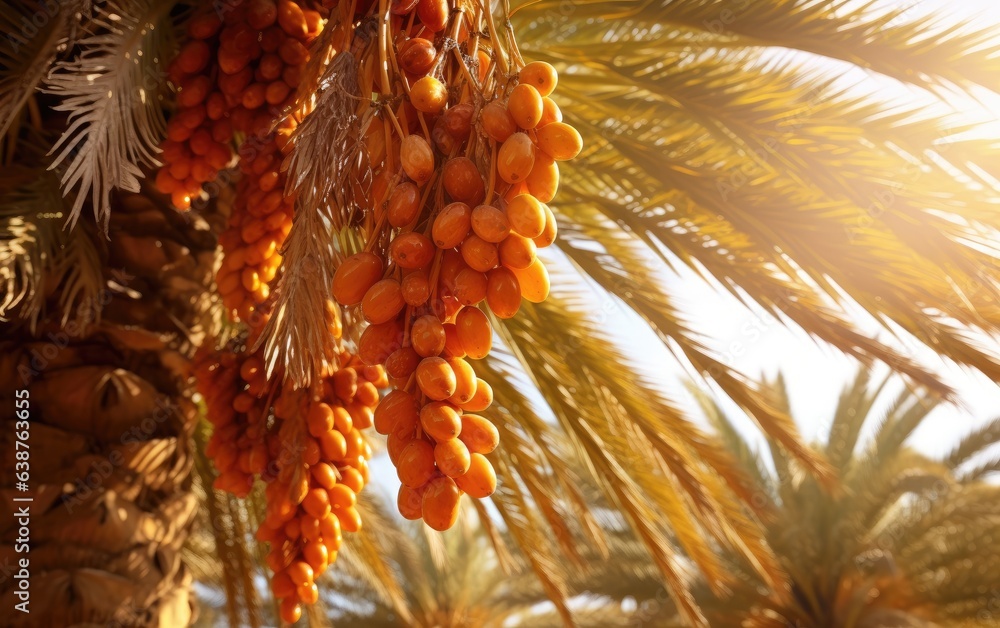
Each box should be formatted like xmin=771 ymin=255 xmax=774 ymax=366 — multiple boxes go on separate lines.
xmin=491 ymin=281 xmax=796 ymax=626
xmin=334 ymin=499 xmax=417 ymax=625
xmin=686 ymin=368 xmax=1000 ymax=626
xmin=955 ymin=455 xmax=1000 ymax=482
xmin=188 ymin=420 xmax=265 ymax=628
xmin=553 ymin=209 xmax=836 ymax=485
xmin=0 ymin=0 xmax=76 ymax=137
xmin=868 ymin=387 xmax=940 ymax=461
xmin=491 ymin=455 xmax=575 ymax=626
xmin=523 ymin=0 xmax=1000 ymax=93
xmin=943 ymin=416 xmax=1000 ymax=469
xmin=257 ymin=199 xmax=339 ymax=385
xmin=514 ymin=0 xmax=1000 ymax=396
xmin=45 ymin=0 xmax=173 ymax=232
xmin=478 ymin=352 xmax=610 ymax=562
xmin=686 ymin=382 xmax=771 ymax=499
xmin=284 ymin=31 xmax=368 ymax=219
xmin=327 ymin=492 xmax=570 ymax=627
xmin=825 ymin=369 xmax=887 ymax=470
xmin=263 ymin=26 xmax=375 ymax=386
xmin=0 ymin=166 xmax=103 ymax=328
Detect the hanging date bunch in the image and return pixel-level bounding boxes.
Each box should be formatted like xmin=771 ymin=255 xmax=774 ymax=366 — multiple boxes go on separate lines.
xmin=156 ymin=0 xmax=324 ymax=323
xmin=195 ymin=334 xmax=387 ymax=624
xmin=156 ymin=1 xmax=322 ymax=209
xmin=159 ymin=2 xmax=392 ymax=623
xmin=321 ymin=0 xmax=582 ymax=529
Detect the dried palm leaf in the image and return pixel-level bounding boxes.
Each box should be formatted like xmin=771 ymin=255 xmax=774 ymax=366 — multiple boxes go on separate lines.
xmin=45 ymin=0 xmax=174 ymax=232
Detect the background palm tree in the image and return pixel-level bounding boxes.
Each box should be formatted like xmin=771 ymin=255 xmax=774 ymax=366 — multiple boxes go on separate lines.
xmin=678 ymin=370 xmax=1000 ymax=627
xmin=189 ymin=369 xmax=1000 ymax=627
xmin=325 ymin=503 xmax=555 ymax=627
xmin=3 ymin=0 xmax=1000 ymax=625
xmin=327 ymin=500 xmax=678 ymax=628
xmin=188 ymin=461 xmax=668 ymax=627
xmin=187 ymin=370 xmax=995 ymax=627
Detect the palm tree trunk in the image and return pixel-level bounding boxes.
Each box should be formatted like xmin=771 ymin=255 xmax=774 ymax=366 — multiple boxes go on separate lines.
xmin=0 ymin=186 xmax=220 ymax=626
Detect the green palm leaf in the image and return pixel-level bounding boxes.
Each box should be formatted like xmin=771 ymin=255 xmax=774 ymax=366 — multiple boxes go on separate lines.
xmin=685 ymin=368 xmax=1000 ymax=626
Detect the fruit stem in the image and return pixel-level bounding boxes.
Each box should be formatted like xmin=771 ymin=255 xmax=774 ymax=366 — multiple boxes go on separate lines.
xmin=378 ymin=0 xmax=393 ymax=96
xmin=451 ymin=46 xmax=479 ymax=96
xmin=346 ymin=0 xmax=358 ymax=31
xmin=383 ymin=115 xmax=397 ymax=172
xmin=481 ymin=0 xmax=509 ymax=76
xmin=417 ymin=111 xmax=432 ymax=144
xmin=411 ymin=169 xmax=440 ymax=232
xmin=401 ymin=304 xmax=414 ymax=346
xmin=446 ymin=6 xmax=478 ymax=94
xmin=485 ymin=141 xmax=498 ymax=203
xmin=406 ymin=9 xmax=417 ymax=36
xmin=501 ymin=0 xmax=524 ymax=68
xmin=428 ymin=248 xmax=443 ymax=301
xmin=364 ymin=172 xmax=398 ymax=253
xmin=467 ymin=7 xmax=481 ymax=81
xmin=387 ymin=35 xmax=407 ymax=97
xmin=507 ymin=0 xmax=540 ymax=19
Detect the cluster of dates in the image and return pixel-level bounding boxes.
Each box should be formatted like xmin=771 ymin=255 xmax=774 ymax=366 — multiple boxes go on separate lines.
xmin=196 ymin=342 xmax=384 ymax=624
xmin=160 ymin=3 xmax=382 ymax=623
xmin=161 ymin=0 xmax=582 ymax=620
xmin=331 ymin=0 xmax=581 ymax=529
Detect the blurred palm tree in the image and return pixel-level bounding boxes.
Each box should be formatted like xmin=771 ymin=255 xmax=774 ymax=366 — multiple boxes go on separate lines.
xmin=3 ymin=0 xmax=1000 ymax=625
xmin=188 ymin=470 xmax=668 ymax=628
xmin=675 ymin=370 xmax=1000 ymax=628
xmin=189 ymin=369 xmax=1000 ymax=627
xmin=326 ymin=505 xmax=558 ymax=627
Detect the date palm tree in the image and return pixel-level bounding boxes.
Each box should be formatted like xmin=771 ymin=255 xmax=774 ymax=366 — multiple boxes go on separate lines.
xmin=0 ymin=165 xmax=223 ymax=624
xmin=2 ymin=0 xmax=1000 ymax=625
xmin=675 ymin=370 xmax=1000 ymax=627
xmin=322 ymin=502 xmax=671 ymax=627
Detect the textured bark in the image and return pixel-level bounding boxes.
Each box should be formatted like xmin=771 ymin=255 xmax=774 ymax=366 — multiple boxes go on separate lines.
xmin=0 ymin=188 xmax=220 ymax=626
